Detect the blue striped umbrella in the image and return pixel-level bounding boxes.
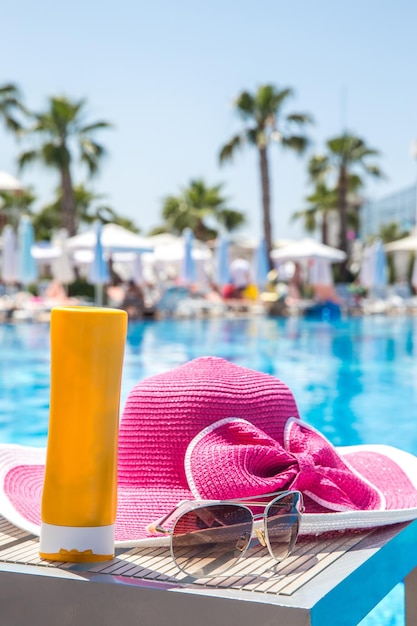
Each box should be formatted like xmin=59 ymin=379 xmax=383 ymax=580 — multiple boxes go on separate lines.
xmin=215 ymin=236 xmax=230 ymax=287
xmin=361 ymin=239 xmax=388 ymax=297
xmin=253 ymin=238 xmax=270 ymax=290
xmin=372 ymin=239 xmax=388 ymax=288
xmin=17 ymin=216 xmax=38 ymax=287
xmin=88 ymin=221 xmax=110 ymax=305
xmin=180 ymin=228 xmax=196 ymax=284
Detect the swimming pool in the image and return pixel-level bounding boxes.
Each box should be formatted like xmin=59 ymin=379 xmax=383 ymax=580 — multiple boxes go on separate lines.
xmin=2 ymin=315 xmax=417 ymax=453
xmin=1 ymin=314 xmax=416 ymax=625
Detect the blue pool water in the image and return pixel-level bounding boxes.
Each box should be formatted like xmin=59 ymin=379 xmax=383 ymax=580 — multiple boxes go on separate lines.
xmin=1 ymin=314 xmax=416 ymax=625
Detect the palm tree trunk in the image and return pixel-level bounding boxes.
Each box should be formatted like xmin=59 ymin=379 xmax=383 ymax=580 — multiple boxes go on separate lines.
xmin=61 ymin=167 xmax=76 ymax=236
xmin=194 ymin=218 xmax=210 ymax=241
xmin=321 ymin=212 xmax=328 ymax=245
xmin=338 ymin=164 xmax=349 ymax=280
xmin=258 ymin=145 xmax=273 ymax=269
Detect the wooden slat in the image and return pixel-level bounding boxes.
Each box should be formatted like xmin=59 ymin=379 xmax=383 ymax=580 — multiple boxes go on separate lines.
xmin=262 ymin=534 xmax=366 ymax=595
xmin=0 ymin=515 xmax=373 ymax=597
xmin=0 ymin=525 xmax=31 ymax=546
xmin=0 ymin=539 xmax=38 ymax=560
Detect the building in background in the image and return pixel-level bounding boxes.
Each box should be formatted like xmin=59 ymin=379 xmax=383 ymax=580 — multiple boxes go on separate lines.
xmin=361 ymin=184 xmax=417 ymax=239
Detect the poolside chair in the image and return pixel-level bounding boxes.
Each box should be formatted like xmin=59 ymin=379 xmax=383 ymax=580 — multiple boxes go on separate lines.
xmin=155 ymin=286 xmax=191 ymax=317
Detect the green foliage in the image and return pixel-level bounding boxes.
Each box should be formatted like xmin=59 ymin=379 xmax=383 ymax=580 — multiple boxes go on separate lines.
xmin=309 ymin=134 xmax=383 ymax=187
xmin=0 ymin=83 xmax=26 ymax=134
xmin=219 ymin=83 xmax=313 ymax=266
xmin=32 ymin=204 xmax=61 ymax=240
xmin=293 ymin=176 xmax=362 ymax=242
xmin=308 ymin=132 xmax=383 ymax=263
xmin=94 ymin=206 xmax=139 ymax=232
xmin=67 ymin=278 xmax=95 ymax=301
xmin=0 ymin=85 xmax=141 ymax=242
xmin=20 ymin=96 xmax=112 ymax=175
xmin=147 ymin=225 xmax=170 ymax=236
xmin=310 ymin=134 xmax=384 ymax=185
xmin=0 ymin=188 xmax=37 ymax=230
xmin=158 ymin=178 xmax=244 ymax=240
xmin=32 ymin=184 xmax=138 ymax=240
xmin=291 ymin=206 xmax=317 ymax=233
xmin=387 ymin=253 xmax=395 ymax=284
xmin=17 ymin=95 xmax=112 ymax=235
xmin=377 ymin=222 xmax=410 ymax=244
xmin=219 ymin=84 xmax=312 ymax=164
xmin=216 ymin=208 xmax=245 ymax=232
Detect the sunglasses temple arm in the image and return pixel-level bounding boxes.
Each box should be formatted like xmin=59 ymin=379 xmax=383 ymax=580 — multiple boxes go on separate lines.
xmin=146 ymin=506 xmax=181 ymax=535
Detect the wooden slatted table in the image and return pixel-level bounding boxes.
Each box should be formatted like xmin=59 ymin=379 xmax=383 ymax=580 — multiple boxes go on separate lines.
xmin=1 ymin=515 xmax=417 ymax=625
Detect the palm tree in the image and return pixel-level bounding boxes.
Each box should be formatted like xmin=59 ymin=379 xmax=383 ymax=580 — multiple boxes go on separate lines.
xmin=219 ymin=84 xmax=312 ymax=265
xmin=216 ymin=208 xmax=245 ymax=233
xmin=292 ymin=183 xmax=336 ymax=243
xmin=0 ymin=188 xmax=36 ymax=230
xmin=292 ymin=175 xmax=363 ymax=245
xmin=308 ymin=134 xmax=383 ymax=271
xmin=33 ymin=183 xmax=138 ymax=240
xmin=0 ymin=83 xmax=25 ymax=135
xmin=18 ymin=96 xmax=111 ymax=236
xmin=160 ymin=178 xmax=245 ymax=241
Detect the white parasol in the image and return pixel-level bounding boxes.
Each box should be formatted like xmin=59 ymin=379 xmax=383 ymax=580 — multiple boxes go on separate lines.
xmin=51 ymin=229 xmax=75 ymax=285
xmin=0 ymin=225 xmax=18 ymax=284
xmin=271 ymin=238 xmax=346 ymax=263
xmin=68 ymin=223 xmax=153 ymax=254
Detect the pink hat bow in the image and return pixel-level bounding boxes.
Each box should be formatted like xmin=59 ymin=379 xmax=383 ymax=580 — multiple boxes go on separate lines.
xmin=185 ymin=417 xmax=384 ymax=513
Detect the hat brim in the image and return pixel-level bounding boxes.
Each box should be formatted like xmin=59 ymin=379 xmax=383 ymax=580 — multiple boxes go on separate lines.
xmin=0 ymin=444 xmax=191 ymax=547
xmin=1 ymin=441 xmax=417 ymax=545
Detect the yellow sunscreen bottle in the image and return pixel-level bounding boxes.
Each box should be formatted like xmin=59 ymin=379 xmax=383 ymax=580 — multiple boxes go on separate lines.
xmin=39 ymin=306 xmax=128 ymax=562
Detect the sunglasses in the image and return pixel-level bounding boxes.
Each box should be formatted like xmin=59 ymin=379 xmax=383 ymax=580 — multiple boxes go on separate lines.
xmin=147 ymin=490 xmax=304 ymax=578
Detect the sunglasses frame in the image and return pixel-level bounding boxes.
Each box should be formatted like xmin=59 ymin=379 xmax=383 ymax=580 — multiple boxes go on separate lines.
xmin=147 ymin=490 xmax=304 ymax=576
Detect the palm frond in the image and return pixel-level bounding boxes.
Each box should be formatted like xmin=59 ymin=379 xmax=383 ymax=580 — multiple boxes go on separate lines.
xmin=286 ymin=112 xmax=314 ymax=125
xmin=219 ymin=135 xmax=243 ymax=163
xmin=281 ymin=134 xmax=309 ymax=154
xmin=291 ymin=207 xmax=317 ymax=232
xmin=42 ymin=142 xmax=70 ymax=168
xmin=80 ymin=138 xmax=107 ymax=175
xmin=80 ymin=121 xmax=113 ymax=133
xmin=246 ymin=127 xmax=263 ymax=146
xmin=216 ymin=208 xmax=246 ymax=232
xmin=0 ymin=83 xmax=21 ymax=97
xmin=291 ymin=207 xmax=315 ymax=221
xmin=0 ymin=83 xmax=27 ymax=134
xmin=234 ymin=91 xmax=256 ymax=117
xmin=18 ymin=149 xmax=39 ymax=170
xmin=256 ymin=85 xmax=293 ymax=115
xmin=308 ymin=154 xmax=331 ymax=181
xmin=364 ymin=163 xmax=385 ymax=178
xmin=306 ymin=183 xmax=338 ymax=209
xmin=3 ymin=115 xmax=23 ymax=133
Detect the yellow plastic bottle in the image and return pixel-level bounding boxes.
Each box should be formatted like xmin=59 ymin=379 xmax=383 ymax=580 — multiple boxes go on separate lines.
xmin=39 ymin=306 xmax=128 ymax=562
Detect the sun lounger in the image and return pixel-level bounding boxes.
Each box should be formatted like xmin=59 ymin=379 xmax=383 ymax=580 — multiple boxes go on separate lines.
xmin=155 ymin=286 xmax=191 ymax=317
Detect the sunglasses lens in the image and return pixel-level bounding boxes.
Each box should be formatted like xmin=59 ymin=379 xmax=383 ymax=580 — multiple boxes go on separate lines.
xmin=265 ymin=492 xmax=301 ymax=561
xmin=171 ymin=504 xmax=253 ymax=577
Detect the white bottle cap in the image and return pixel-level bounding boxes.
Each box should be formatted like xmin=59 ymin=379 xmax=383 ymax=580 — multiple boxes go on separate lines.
xmin=40 ymin=522 xmax=114 ymax=560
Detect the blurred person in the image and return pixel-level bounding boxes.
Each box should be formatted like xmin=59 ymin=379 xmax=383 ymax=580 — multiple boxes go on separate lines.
xmin=120 ymin=280 xmax=145 ymax=320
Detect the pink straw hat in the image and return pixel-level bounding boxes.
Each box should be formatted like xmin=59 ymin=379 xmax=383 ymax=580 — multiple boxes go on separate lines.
xmin=1 ymin=356 xmax=417 ymax=546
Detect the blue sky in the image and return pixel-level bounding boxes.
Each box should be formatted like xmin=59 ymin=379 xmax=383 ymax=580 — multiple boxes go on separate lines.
xmin=2 ymin=0 xmax=417 ymax=240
